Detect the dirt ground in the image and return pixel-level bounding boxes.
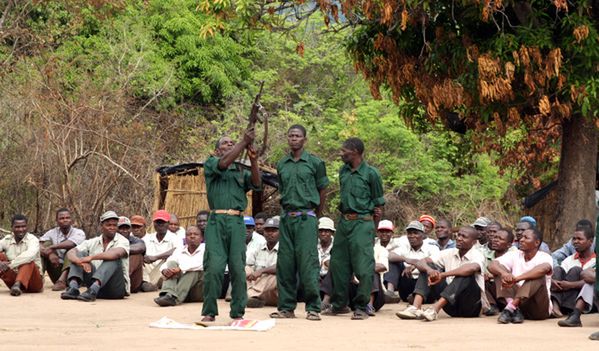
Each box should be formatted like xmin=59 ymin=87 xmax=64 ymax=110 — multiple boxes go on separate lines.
xmin=2 ymin=280 xmax=598 ymax=351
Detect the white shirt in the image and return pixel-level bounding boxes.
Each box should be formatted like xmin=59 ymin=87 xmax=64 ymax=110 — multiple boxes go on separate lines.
xmin=496 ymin=250 xmax=554 ymax=314
xmin=247 ymin=242 xmax=278 ymax=271
xmin=430 ymin=247 xmax=486 ymax=293
xmin=374 ymin=243 xmax=389 ymax=272
xmin=174 ymin=227 xmax=186 ymax=245
xmin=245 ymin=232 xmax=266 ymax=265
xmin=161 ymin=243 xmax=205 ymax=273
xmin=318 ymin=238 xmax=334 ymax=276
xmin=392 ymin=241 xmax=440 ymax=278
xmin=76 ymin=233 xmax=130 ymax=294
xmin=143 ymin=231 xmax=181 ymax=256
xmin=560 ymin=252 xmax=596 ymax=272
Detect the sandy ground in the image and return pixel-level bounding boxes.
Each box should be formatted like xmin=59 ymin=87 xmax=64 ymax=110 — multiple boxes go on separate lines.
xmin=2 ymin=280 xmax=598 ymax=351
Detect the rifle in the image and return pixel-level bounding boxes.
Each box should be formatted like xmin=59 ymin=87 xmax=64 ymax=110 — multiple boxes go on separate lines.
xmin=246 ymin=81 xmax=268 ymax=158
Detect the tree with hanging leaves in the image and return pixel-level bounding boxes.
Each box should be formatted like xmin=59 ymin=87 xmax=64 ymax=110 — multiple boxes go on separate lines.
xmin=201 ymin=0 xmax=599 ymax=246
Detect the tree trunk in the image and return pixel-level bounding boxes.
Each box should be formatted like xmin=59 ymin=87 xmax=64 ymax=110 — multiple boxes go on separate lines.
xmin=549 ymin=116 xmax=598 ymax=248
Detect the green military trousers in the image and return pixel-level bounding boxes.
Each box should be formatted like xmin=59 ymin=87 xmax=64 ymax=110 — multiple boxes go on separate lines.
xmin=330 ymin=218 xmax=375 ymax=311
xmin=202 ymin=214 xmax=247 ymax=318
xmin=160 ymin=261 xmax=204 ymax=304
xmin=276 ymin=214 xmax=321 ymax=312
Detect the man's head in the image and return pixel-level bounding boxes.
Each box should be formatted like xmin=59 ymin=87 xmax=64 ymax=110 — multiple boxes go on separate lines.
xmin=99 ymin=211 xmax=119 ymax=239
xmin=287 ymin=125 xmax=307 ymax=152
xmin=514 ymin=221 xmax=532 ymax=242
xmin=341 ymin=137 xmax=364 ymax=164
xmin=11 ymin=214 xmax=28 ymax=242
xmin=263 ymin=217 xmax=280 ymax=246
xmin=572 ymin=225 xmax=594 ymax=254
xmin=185 ymin=225 xmax=203 ymax=248
xmin=254 ymin=212 xmax=268 ymax=235
xmin=152 ymin=210 xmax=170 ymax=236
xmin=492 ymin=229 xmax=514 ymax=252
xmin=519 ymin=216 xmax=537 ymax=228
xmin=196 ymin=210 xmax=209 ymax=233
xmin=244 ymin=216 xmax=256 ymax=240
xmin=455 ymin=226 xmax=478 ymax=251
xmin=486 ymin=222 xmax=502 ymax=242
xmin=318 ymin=217 xmax=335 ymax=245
xmin=214 ymin=136 xmax=235 ymax=157
xmin=168 ymin=214 xmax=180 ymax=233
xmin=377 ymin=220 xmax=394 ymax=246
xmin=435 ymin=218 xmax=452 ymax=241
xmin=472 ymin=217 xmax=491 ymax=243
xmin=576 ymin=219 xmax=593 ymax=232
xmin=419 ymin=215 xmax=436 ymax=236
xmin=519 ymin=228 xmax=542 ymax=252
xmin=405 ymin=221 xmax=425 ymax=249
xmin=56 ymin=208 xmax=72 ymax=231
xmin=131 ymin=215 xmax=147 ymax=238
xmin=117 ymin=216 xmax=132 ymax=237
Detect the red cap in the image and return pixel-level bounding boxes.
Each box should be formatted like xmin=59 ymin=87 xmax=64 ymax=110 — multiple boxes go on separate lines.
xmin=419 ymin=215 xmax=436 ymax=228
xmin=152 ymin=210 xmax=171 ymax=222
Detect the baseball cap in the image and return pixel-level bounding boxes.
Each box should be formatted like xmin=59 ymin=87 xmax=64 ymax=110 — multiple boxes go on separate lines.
xmin=100 ymin=211 xmax=119 ymax=223
xmin=377 ymin=219 xmax=394 ymax=231
xmin=472 ymin=217 xmax=492 ymax=228
xmin=118 ymin=216 xmax=131 ymax=227
xmin=405 ymin=220 xmax=424 ymax=232
xmin=244 ymin=216 xmax=255 ymax=226
xmin=264 ymin=217 xmax=280 ymax=229
xmin=130 ymin=215 xmax=146 ymax=226
xmin=318 ymin=217 xmax=336 ymax=232
xmin=153 ymin=210 xmax=170 ymax=222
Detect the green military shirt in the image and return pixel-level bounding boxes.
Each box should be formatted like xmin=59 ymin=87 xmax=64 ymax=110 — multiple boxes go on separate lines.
xmin=204 ymin=156 xmax=261 ymax=211
xmin=277 ymin=150 xmax=329 ymax=211
xmin=339 ymin=161 xmax=385 ymax=214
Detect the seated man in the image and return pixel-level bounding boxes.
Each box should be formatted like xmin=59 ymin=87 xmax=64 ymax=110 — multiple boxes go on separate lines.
xmin=484 ymin=229 xmax=517 ymax=315
xmin=396 ymin=226 xmax=484 ymax=321
xmin=245 ymin=216 xmax=266 ymax=261
xmin=0 ymin=214 xmax=43 ymax=296
xmin=39 ymin=208 xmax=86 ymax=291
xmin=385 ymin=221 xmax=440 ymax=303
xmin=489 ymin=228 xmax=553 ymax=323
xmin=321 ymin=235 xmax=389 ymax=317
xmin=142 ymin=210 xmax=181 ymax=292
xmin=246 ymin=217 xmax=280 ymax=308
xmin=317 ymin=217 xmax=335 ymax=280
xmin=61 ymin=211 xmax=130 ymax=301
xmin=435 ymin=219 xmax=455 ymax=250
xmin=169 ymin=213 xmax=186 ymax=245
xmin=552 ymin=219 xmax=596 ymax=266
xmin=154 ymin=225 xmax=205 ymax=306
xmin=551 ymin=224 xmax=595 ymax=317
xmin=118 ymin=216 xmax=146 ymax=293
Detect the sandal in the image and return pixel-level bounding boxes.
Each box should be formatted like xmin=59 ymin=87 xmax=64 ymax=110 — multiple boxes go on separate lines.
xmin=351 ymin=309 xmax=369 ymax=320
xmin=269 ymin=310 xmax=296 ymax=319
xmin=306 ymin=311 xmax=321 ymax=321
xmin=201 ymin=315 xmax=215 ymax=322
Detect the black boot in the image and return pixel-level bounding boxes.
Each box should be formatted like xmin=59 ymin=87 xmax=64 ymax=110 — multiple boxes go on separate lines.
xmin=557 ymin=309 xmax=582 ymax=327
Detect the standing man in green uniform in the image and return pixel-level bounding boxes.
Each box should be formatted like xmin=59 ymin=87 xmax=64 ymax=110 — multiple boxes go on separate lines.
xmin=201 ymin=128 xmax=261 ymax=322
xmin=270 ymin=124 xmax=329 ymax=321
xmin=325 ymin=137 xmax=384 ymax=320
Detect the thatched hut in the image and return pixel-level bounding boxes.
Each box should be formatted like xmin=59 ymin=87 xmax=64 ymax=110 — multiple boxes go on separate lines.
xmin=153 ymin=162 xmax=279 ymax=229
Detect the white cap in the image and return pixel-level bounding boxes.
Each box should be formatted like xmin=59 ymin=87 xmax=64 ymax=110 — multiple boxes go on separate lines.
xmin=318 ymin=217 xmax=336 ymax=232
